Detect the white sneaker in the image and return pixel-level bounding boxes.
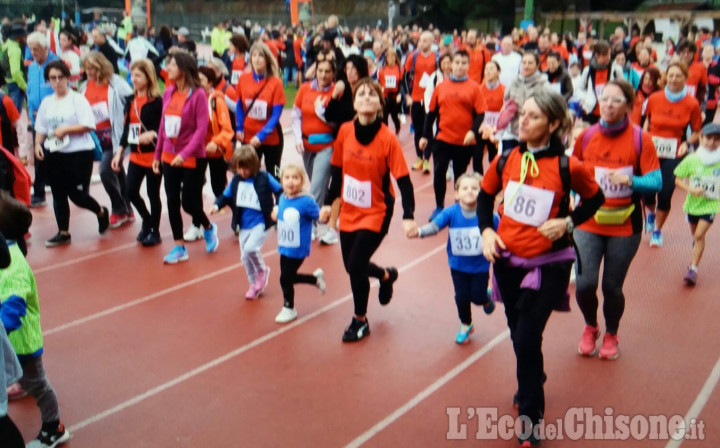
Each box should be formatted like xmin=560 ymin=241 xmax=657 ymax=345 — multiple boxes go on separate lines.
xmin=311 ymin=225 xmax=317 ymax=242
xmin=314 ymin=268 xmax=326 ymax=294
xmin=183 ymin=224 xmax=203 ymax=242
xmin=275 ymin=306 xmax=298 ymax=323
xmin=319 ymin=228 xmax=339 ymax=245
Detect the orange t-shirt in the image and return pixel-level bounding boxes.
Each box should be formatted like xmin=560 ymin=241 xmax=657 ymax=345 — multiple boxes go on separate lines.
xmin=128 ymin=95 xmax=154 ymax=168
xmin=216 ymin=78 xmax=238 ymax=103
xmin=331 ymin=122 xmax=410 ymax=233
xmin=480 ymin=82 xmax=505 ymax=112
xmin=687 ymin=61 xmax=708 ymax=98
xmin=551 ymin=44 xmax=570 ymax=65
xmin=464 ymin=45 xmax=491 ymax=84
xmin=539 ymin=51 xmax=549 ymax=73
xmin=573 ymin=125 xmax=659 ymax=236
xmin=481 ymin=148 xmax=599 ymax=258
xmin=428 ymin=78 xmax=487 ymax=146
xmin=590 ymin=68 xmax=609 ymax=116
xmin=161 ymin=89 xmax=196 ymax=168
xmin=379 ymin=64 xmax=402 ymax=95
xmin=84 ymin=80 xmax=111 ymax=130
xmin=645 ymin=91 xmax=702 ymax=159
xmin=294 ymin=82 xmax=335 ymax=152
xmin=236 ymin=73 xmax=286 ymax=146
xmin=630 ymin=89 xmax=650 ymax=126
xmin=0 ymin=95 xmax=20 ymax=146
xmin=230 ymin=56 xmax=246 ymax=87
xmin=403 ymin=51 xmax=438 ymax=102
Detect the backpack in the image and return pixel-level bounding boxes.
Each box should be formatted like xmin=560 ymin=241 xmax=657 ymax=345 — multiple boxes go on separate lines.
xmin=0 ymin=145 xmax=31 ymax=206
xmin=404 ymin=49 xmax=439 ymax=94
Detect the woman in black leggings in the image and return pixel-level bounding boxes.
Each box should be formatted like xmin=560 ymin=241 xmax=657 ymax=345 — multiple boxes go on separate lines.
xmin=321 ymin=78 xmax=417 ymax=342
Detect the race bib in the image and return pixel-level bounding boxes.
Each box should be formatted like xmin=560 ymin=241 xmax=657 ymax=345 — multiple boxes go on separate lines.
xmin=594 ymin=83 xmax=605 ymax=99
xmin=235 ymin=181 xmax=261 ymax=210
xmin=449 ymin=227 xmax=483 ymax=256
xmin=483 ymin=111 xmax=500 ymax=128
xmin=652 ymin=136 xmax=677 ymax=159
xmin=503 ymin=181 xmax=555 ymax=227
xmin=91 ymin=101 xmax=110 ymax=124
xmin=550 ymin=83 xmax=562 ymax=94
xmin=45 ymin=135 xmax=70 ymax=152
xmin=246 ymin=99 xmax=268 ymax=121
xmin=277 ymin=216 xmax=300 ymax=248
xmin=231 ymin=70 xmax=241 ymax=85
xmin=128 ymin=123 xmax=141 ymax=145
xmin=419 ymin=72 xmax=432 ymax=89
xmin=595 ymin=166 xmax=634 ymax=199
xmin=691 ymin=176 xmax=720 ymax=200
xmin=164 ymin=115 xmax=182 ymax=139
xmin=343 ymin=174 xmax=372 ymax=208
xmin=686 ymin=84 xmax=697 ymax=98
xmin=385 ymin=75 xmax=397 ymax=89
xmin=583 ymin=50 xmax=593 ymax=61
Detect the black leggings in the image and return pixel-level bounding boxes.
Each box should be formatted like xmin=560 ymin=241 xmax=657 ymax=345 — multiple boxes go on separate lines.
xmin=280 ymin=255 xmax=317 ymax=308
xmin=162 ymin=162 xmax=210 ymax=241
xmin=433 ymin=140 xmax=473 ymax=208
xmin=473 ymin=139 xmax=497 ymax=175
xmin=494 ymin=260 xmax=572 ymax=425
xmin=340 ymin=229 xmax=388 ymax=317
xmin=450 ymin=269 xmax=490 ymax=325
xmin=192 ymin=158 xmax=228 ymax=227
xmin=256 ymin=142 xmax=283 ymax=180
xmin=383 ymin=93 xmax=401 ymax=133
xmin=47 ymin=150 xmax=102 ymax=232
xmin=0 ymin=415 xmax=24 ymax=448
xmin=126 ymin=161 xmax=163 ymax=231
xmin=411 ymin=102 xmax=430 ymax=159
xmin=643 ymin=157 xmax=682 ymax=212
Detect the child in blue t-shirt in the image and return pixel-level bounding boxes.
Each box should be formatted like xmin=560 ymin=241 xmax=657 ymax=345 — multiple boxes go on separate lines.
xmin=408 ymin=173 xmax=497 ymax=344
xmin=272 ymin=164 xmax=324 ymax=323
xmin=211 ymin=145 xmax=283 ymax=299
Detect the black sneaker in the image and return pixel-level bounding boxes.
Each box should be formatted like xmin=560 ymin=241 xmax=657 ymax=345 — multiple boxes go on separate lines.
xmin=136 ymin=225 xmax=151 ymax=242
xmin=518 ymin=432 xmax=541 ymax=447
xmin=378 ymin=267 xmax=398 ymax=305
xmin=98 ymin=207 xmax=110 ymax=234
xmin=342 ymin=317 xmax=370 ymax=342
xmin=32 ymin=421 xmax=71 ymax=447
xmin=513 ymin=373 xmax=547 ymax=410
xmin=45 ymin=233 xmax=71 ymax=247
xmin=30 ymin=196 xmax=47 ymax=208
xmin=142 ymin=229 xmax=162 ymax=247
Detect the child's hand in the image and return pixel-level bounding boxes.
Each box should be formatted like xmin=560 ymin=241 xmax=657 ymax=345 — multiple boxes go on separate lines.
xmin=690 ymin=186 xmax=706 ymax=197
xmin=319 ymin=205 xmax=332 ymax=223
xmin=208 ymin=205 xmax=219 ymax=215
xmin=271 ymin=207 xmax=278 ymax=221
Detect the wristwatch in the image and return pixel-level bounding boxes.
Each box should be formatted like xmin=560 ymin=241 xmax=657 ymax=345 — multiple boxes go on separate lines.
xmin=565 ymin=216 xmax=575 ymax=234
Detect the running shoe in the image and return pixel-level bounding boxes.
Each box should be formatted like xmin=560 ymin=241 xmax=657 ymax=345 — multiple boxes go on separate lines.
xmin=254 ymin=267 xmax=271 ymax=295
xmin=378 ymin=267 xmax=398 ymax=305
xmin=204 ymin=223 xmax=219 ymax=253
xmin=245 ymin=283 xmax=259 ymax=300
xmin=45 ymin=233 xmax=71 ymax=247
xmin=314 ymin=268 xmax=326 ymax=294
xmin=142 ymin=229 xmax=162 ymax=247
xmin=163 ymin=245 xmax=189 ymax=264
xmin=577 ymin=325 xmax=600 ymax=356
xmin=684 ymin=267 xmax=698 ymax=286
xmin=319 ymin=228 xmax=339 ymax=245
xmin=412 ymin=157 xmax=423 ymax=170
xmin=98 ymin=207 xmax=110 ymax=234
xmin=183 ymin=224 xmax=204 ymax=242
xmin=275 ymin=307 xmax=298 ymax=323
xmin=645 ymin=212 xmax=656 ymax=233
xmin=456 ymin=323 xmax=474 ymax=344
xmin=109 ymin=213 xmax=128 ymax=229
xmin=136 ymin=226 xmax=151 ymax=243
xmin=423 ymin=159 xmax=430 ymax=174
xmin=483 ymin=299 xmax=495 ymax=315
xmin=342 ymin=317 xmax=370 ymax=342
xmin=649 ymin=230 xmax=663 ymax=247
xmin=518 ymin=433 xmax=541 ymax=447
xmin=429 ymin=207 xmax=443 ymax=222
xmin=598 ymin=333 xmax=619 ymax=360
xmin=30 ymin=196 xmax=46 ymax=208
xmin=25 ymin=421 xmax=70 ymax=448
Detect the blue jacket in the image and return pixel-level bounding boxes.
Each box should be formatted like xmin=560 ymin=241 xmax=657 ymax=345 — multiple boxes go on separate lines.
xmin=27 ymin=52 xmax=59 ymax=124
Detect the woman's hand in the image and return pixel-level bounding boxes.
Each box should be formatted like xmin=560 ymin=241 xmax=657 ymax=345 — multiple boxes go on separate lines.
xmin=138 ymin=131 xmax=156 ymax=145
xmin=418 ymin=137 xmax=428 ymax=151
xmin=53 ymin=125 xmax=69 ymax=139
xmin=110 ymin=152 xmax=123 ymax=172
xmin=249 ymin=136 xmax=261 ymax=148
xmin=152 ymin=160 xmax=161 ymax=174
xmin=171 ymin=155 xmax=185 ymax=167
xmin=481 ymin=228 xmax=506 ymax=263
xmin=319 ymin=205 xmax=332 ymax=223
xmin=463 ymin=131 xmax=475 ymax=146
xmin=34 ymin=144 xmax=44 ymax=161
xmin=402 ymin=219 xmax=418 ymax=238
xmin=607 ymin=170 xmax=632 ymax=187
xmin=537 ymin=218 xmax=569 ymax=241
xmin=206 ymin=142 xmax=219 ymax=156
xmin=678 ymin=142 xmax=689 ymax=158
xmin=332 ymin=81 xmax=345 ymax=99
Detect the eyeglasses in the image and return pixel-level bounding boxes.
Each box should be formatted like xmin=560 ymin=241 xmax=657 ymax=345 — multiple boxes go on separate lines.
xmin=48 ymin=75 xmax=66 ymax=82
xmin=598 ymin=95 xmax=626 ymax=104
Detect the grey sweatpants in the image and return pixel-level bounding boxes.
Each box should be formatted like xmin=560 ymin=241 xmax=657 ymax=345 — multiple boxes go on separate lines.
xmin=19 ymin=355 xmax=61 ymax=423
xmin=302 ymin=146 xmax=333 ymax=208
xmin=239 ymin=223 xmax=269 ymax=283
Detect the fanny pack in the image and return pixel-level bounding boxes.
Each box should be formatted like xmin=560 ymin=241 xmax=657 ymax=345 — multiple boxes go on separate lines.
xmin=307 ymin=133 xmax=334 ymax=145
xmin=594 ymin=204 xmax=635 ymax=225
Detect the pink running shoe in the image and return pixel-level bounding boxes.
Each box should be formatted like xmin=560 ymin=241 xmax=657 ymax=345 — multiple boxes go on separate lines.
xmin=599 ymin=333 xmax=619 ymax=360
xmin=245 ymin=283 xmax=259 ymax=300
xmin=254 ymin=267 xmax=271 ymax=296
xmin=578 ymin=325 xmax=600 ymax=356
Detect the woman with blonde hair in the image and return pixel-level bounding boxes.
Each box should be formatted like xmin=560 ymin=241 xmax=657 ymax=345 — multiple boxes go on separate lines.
xmin=235 ymin=41 xmax=286 ymax=180
xmin=111 ymin=59 xmax=164 ymax=246
xmin=81 ymin=50 xmax=133 ymax=228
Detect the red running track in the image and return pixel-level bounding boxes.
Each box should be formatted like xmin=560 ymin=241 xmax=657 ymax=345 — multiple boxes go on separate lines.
xmin=9 ymin=116 xmax=720 ymax=447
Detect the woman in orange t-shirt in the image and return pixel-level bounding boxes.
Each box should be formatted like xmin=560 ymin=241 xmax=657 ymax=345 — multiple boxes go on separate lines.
xmin=630 ymin=67 xmax=661 ymax=127
xmin=643 ymin=62 xmax=702 ymax=247
xmin=319 ymin=78 xmax=417 ymax=343
xmin=199 ymin=66 xmax=233 ymax=197
xmin=478 ymin=90 xmax=603 ymax=446
xmin=228 ymin=34 xmax=250 ymax=88
xmin=111 ymin=59 xmax=164 ymax=246
xmin=478 ymin=60 xmax=505 ymax=170
xmin=379 ymin=49 xmax=402 ymax=134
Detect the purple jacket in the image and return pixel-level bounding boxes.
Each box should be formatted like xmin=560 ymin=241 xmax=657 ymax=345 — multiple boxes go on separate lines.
xmin=154 ymin=86 xmax=209 ymax=162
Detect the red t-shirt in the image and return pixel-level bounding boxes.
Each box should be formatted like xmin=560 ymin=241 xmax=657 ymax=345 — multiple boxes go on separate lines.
xmin=378 ymin=64 xmax=402 ymax=95
xmin=481 ymin=148 xmax=599 ymax=258
xmin=331 ymin=122 xmax=410 ymax=233
xmin=645 ymin=91 xmax=702 ymax=159
xmin=294 ymin=82 xmax=335 ymax=152
xmin=403 ymin=51 xmax=437 ymax=102
xmin=480 ymin=82 xmax=505 ymax=112
xmin=84 ymin=80 xmax=111 ymax=130
xmin=128 ymin=95 xmax=154 ymax=168
xmin=230 ymin=56 xmax=246 ymax=87
xmin=428 ymin=78 xmax=486 ymax=146
xmin=0 ymin=95 xmax=20 ymax=147
xmin=460 ymin=44 xmax=491 ymax=84
xmin=573 ymin=125 xmax=659 ymax=236
xmin=687 ymin=61 xmax=708 ymax=98
xmin=236 ymin=73 xmax=286 ymax=146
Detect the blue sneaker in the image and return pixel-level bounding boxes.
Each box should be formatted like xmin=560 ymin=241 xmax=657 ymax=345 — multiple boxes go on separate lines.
xmin=164 ymin=245 xmax=189 ymax=264
xmin=650 ymin=230 xmax=663 ymax=247
xmin=429 ymin=207 xmax=443 ymax=222
xmin=204 ymin=223 xmax=219 ymax=253
xmin=645 ymin=212 xmax=656 ymax=233
xmin=456 ymin=323 xmax=474 ymax=344
xmin=483 ymin=299 xmax=495 ymax=315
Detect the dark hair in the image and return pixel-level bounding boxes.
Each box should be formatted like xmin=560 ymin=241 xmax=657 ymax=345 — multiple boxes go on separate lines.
xmin=346 ymin=54 xmax=369 ymax=78
xmin=44 ymin=60 xmax=70 ymax=82
xmin=58 ymin=29 xmax=76 ymax=46
xmin=677 ymin=41 xmax=697 ymax=55
xmin=169 ymin=52 xmax=200 ymax=89
xmin=198 ymin=66 xmax=217 ymax=86
xmin=593 ymin=40 xmax=611 ymax=55
xmin=639 ymin=67 xmax=662 ymax=94
xmin=230 ymin=144 xmax=260 ymax=175
xmin=522 ymin=51 xmax=540 ymax=66
xmin=439 ymin=52 xmax=452 ymax=66
xmin=605 ymin=79 xmax=636 ymax=108
xmin=453 ymin=49 xmax=470 ymax=60
xmin=546 ymin=51 xmax=561 ymax=61
xmin=229 ymin=33 xmax=249 ymax=53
